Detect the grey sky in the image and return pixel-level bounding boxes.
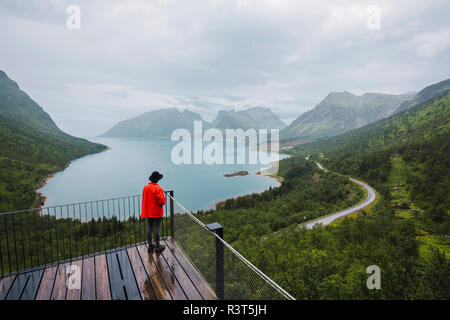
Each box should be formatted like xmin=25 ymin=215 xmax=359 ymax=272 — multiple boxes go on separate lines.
xmin=1 ymin=0 xmax=449 ymax=137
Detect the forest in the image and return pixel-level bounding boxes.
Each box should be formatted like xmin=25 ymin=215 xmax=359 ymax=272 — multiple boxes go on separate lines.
xmin=0 ymin=114 xmax=106 ymax=212
xmin=188 ymin=152 xmax=449 ymax=299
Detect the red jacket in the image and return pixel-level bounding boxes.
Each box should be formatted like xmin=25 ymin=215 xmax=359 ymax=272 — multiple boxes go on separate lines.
xmin=141 ymin=182 xmax=166 ymax=218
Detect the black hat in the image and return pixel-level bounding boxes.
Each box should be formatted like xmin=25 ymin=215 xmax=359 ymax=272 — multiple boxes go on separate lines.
xmin=149 ymin=171 xmax=163 ymax=183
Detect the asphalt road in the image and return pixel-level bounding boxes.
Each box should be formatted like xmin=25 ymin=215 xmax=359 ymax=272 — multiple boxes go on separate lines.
xmin=304 ymin=162 xmax=377 ymax=229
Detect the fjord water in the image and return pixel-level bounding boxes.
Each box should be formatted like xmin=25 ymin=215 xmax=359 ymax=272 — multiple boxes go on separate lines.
xmin=38 ymin=137 xmax=283 ymax=212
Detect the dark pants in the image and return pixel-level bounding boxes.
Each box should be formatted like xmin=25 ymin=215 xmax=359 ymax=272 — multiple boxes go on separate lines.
xmin=147 ymin=217 xmax=162 ymax=247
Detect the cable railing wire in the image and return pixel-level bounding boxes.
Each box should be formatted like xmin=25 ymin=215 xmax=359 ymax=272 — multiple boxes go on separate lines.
xmin=168 ymin=194 xmax=295 ymax=300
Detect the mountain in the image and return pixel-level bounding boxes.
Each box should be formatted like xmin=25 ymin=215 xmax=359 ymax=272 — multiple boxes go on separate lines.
xmin=297 ymin=89 xmax=450 ymax=158
xmin=212 ymin=107 xmax=286 ymax=130
xmin=394 ymin=78 xmax=450 ymax=114
xmin=0 ymin=71 xmax=60 ymax=134
xmin=100 ymin=108 xmax=209 ymax=138
xmin=294 ymin=88 xmax=450 ymax=210
xmin=0 ymin=70 xmax=106 ymax=211
xmin=281 ymin=91 xmax=414 ymax=140
xmin=101 ymin=106 xmax=286 ymax=138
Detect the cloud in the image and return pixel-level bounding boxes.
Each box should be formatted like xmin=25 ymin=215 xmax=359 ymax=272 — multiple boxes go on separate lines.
xmin=412 ymin=30 xmax=450 ymax=58
xmin=0 ymin=0 xmax=449 ymax=137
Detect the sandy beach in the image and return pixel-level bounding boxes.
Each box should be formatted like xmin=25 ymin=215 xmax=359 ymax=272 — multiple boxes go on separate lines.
xmin=256 ymin=163 xmax=283 ymax=184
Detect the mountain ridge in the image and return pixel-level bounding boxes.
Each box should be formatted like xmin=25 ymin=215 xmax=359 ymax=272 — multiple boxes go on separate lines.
xmin=101 ymin=106 xmax=286 ymax=138
xmin=394 ymin=78 xmax=450 ymax=114
xmin=100 ymin=107 xmax=210 ymax=138
xmin=0 ymin=70 xmax=107 ymax=211
xmin=280 ymin=91 xmax=415 ymax=140
xmin=211 ymin=106 xmax=286 ymax=130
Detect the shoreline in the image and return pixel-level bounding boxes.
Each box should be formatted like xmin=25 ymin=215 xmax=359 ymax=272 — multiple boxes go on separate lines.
xmin=256 ymin=153 xmax=292 ymax=184
xmin=34 ymin=173 xmax=54 ymax=211
xmin=206 ymin=154 xmax=291 ymax=210
xmin=34 ymin=145 xmax=110 ymax=210
xmin=256 ymin=165 xmax=283 ymax=184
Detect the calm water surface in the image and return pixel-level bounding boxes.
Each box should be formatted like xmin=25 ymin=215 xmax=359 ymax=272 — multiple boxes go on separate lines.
xmin=38 ymin=137 xmax=285 ymax=212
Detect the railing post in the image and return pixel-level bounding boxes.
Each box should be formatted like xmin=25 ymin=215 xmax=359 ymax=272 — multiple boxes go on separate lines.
xmin=206 ymin=222 xmax=224 ymax=300
xmin=169 ymin=191 xmax=175 ymax=239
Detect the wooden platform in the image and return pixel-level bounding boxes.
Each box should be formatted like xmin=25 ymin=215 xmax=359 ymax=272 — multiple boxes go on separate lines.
xmin=0 ymin=238 xmax=217 ymax=300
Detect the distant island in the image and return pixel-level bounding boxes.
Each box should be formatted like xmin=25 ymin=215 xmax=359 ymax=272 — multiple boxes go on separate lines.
xmin=100 ymin=106 xmax=286 ymax=138
xmin=224 ymin=171 xmax=249 ymax=177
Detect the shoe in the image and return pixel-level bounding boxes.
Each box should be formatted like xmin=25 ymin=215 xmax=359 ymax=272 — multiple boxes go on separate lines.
xmin=155 ymin=244 xmax=166 ymax=253
xmin=147 ymin=243 xmax=155 ymax=253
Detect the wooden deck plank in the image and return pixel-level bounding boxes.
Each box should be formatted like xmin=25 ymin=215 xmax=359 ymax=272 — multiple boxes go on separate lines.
xmin=107 ymin=250 xmax=141 ymax=300
xmin=95 ymin=254 xmax=111 ymax=300
xmin=160 ymin=240 xmax=203 ymax=300
xmin=20 ymin=269 xmax=44 ymax=300
xmin=149 ymin=246 xmax=188 ymax=300
xmin=136 ymin=244 xmax=173 ymax=300
xmin=106 ymin=252 xmax=126 ymax=300
xmin=2 ymin=238 xmax=217 ymax=301
xmin=5 ymin=273 xmax=28 ymax=300
xmin=66 ymin=260 xmax=83 ymax=300
xmin=51 ymin=262 xmax=70 ymax=300
xmin=35 ymin=266 xmax=58 ymax=300
xmin=117 ymin=250 xmax=141 ymax=300
xmin=0 ymin=275 xmax=16 ymax=300
xmin=127 ymin=246 xmax=157 ymax=300
xmin=165 ymin=239 xmax=217 ymax=300
xmin=81 ymin=257 xmax=96 ymax=300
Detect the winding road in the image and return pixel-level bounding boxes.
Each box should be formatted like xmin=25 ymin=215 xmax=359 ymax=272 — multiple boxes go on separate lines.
xmin=303 ymin=162 xmax=377 ymax=229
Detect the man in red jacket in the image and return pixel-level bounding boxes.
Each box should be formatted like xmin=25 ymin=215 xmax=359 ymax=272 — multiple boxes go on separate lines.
xmin=141 ymin=171 xmax=166 ymax=253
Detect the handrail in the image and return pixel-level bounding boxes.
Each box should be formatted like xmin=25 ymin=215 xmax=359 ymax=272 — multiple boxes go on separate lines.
xmin=0 ymin=192 xmax=174 ymax=277
xmin=167 ymin=193 xmax=296 ymax=300
xmin=0 ymin=193 xmax=171 ymax=216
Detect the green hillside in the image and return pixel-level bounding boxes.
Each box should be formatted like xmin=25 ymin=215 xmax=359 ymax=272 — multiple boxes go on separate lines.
xmin=0 ymin=71 xmax=106 ymax=212
xmin=295 ymin=90 xmax=449 ymax=156
xmin=394 ymin=78 xmax=450 ymax=114
xmin=291 ymin=90 xmax=449 ymax=212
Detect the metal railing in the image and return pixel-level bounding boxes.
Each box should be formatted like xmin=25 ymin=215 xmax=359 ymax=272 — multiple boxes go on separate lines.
xmin=168 ymin=194 xmax=295 ymax=300
xmin=0 ymin=192 xmax=174 ymax=277
xmin=0 ymin=191 xmax=294 ymax=300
